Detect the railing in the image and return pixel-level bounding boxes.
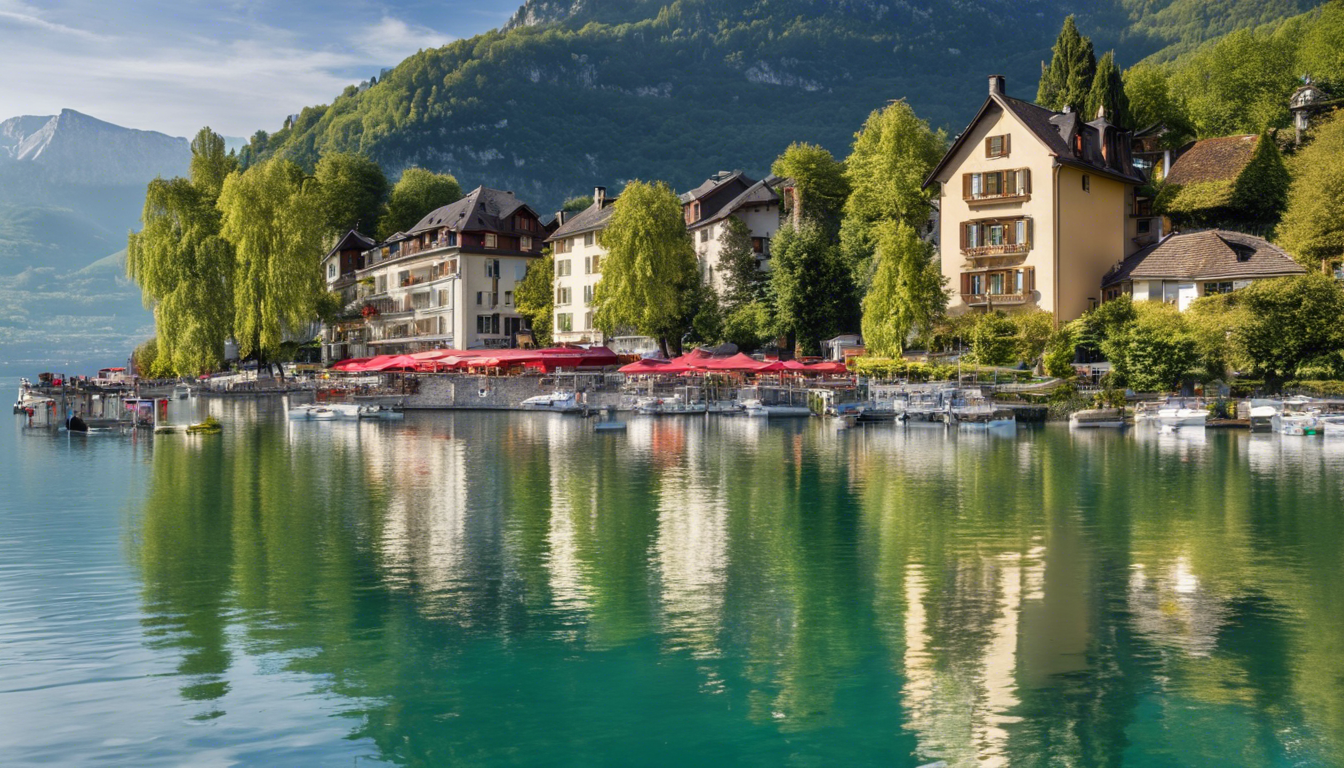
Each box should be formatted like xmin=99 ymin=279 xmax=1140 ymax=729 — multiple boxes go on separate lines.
xmin=961 ymin=292 xmax=1032 ymax=306
xmin=964 ymin=191 xmax=1029 ymax=205
xmin=963 ymin=243 xmax=1030 ymax=258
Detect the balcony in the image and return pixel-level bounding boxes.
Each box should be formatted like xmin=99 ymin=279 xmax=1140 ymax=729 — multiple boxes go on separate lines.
xmin=961 ymin=292 xmax=1032 ymax=307
xmin=963 ymin=243 xmax=1030 ymax=259
xmin=964 ymin=190 xmax=1030 ymax=206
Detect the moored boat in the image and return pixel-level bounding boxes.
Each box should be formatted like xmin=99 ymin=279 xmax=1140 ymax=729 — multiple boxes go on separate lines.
xmin=1321 ymin=416 xmax=1344 ymax=437
xmin=741 ymin=399 xmax=812 ymax=418
xmin=1272 ymin=412 xmax=1322 ymax=436
xmin=1155 ymin=406 xmax=1208 ymax=429
xmin=521 ymin=391 xmax=583 ymax=413
xmin=1070 ymin=408 xmax=1126 ymax=429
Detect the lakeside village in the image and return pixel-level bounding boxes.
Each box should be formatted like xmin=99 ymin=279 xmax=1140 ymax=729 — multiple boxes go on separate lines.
xmin=16 ymin=65 xmax=1344 ymax=438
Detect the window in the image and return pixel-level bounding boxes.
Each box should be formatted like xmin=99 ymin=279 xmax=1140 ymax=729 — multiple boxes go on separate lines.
xmin=556 ymin=287 xmax=572 ymax=305
xmin=486 ymin=261 xmax=495 ymax=278
xmin=504 ymin=291 xmax=513 ymax=306
xmin=476 ymin=291 xmax=485 ymax=305
xmin=700 ymin=228 xmax=709 ymax=243
xmin=752 ymin=237 xmax=764 ymax=253
xmin=556 ymin=313 xmax=573 ymax=332
xmin=557 ymin=259 xmax=571 ymax=277
xmin=584 ymin=257 xmax=592 ymax=275
xmin=985 ymin=134 xmax=1009 ymax=157
xmin=1082 ymin=174 xmax=1091 ymax=192
xmin=521 ymin=236 xmax=532 ymax=250
xmin=554 ymin=238 xmax=571 ymax=254
xmin=693 ymin=202 xmax=701 ymax=220
xmin=962 ymin=218 xmax=1031 ymax=252
xmin=485 ymin=233 xmax=498 ymax=248
xmin=438 ymin=289 xmax=451 ymax=308
xmin=1204 ymin=281 xmax=1234 ymax=295
xmin=583 ymin=284 xmax=593 ymax=303
xmin=962 ymin=268 xmax=1034 ymax=297
xmin=584 ymin=232 xmax=594 ymax=247
xmin=515 ymin=264 xmax=526 ymax=281
xmin=376 ymin=276 xmax=387 ymax=294
xmin=584 ymin=311 xmax=593 ymax=330
xmin=1137 ymin=219 xmax=1152 ymax=235
xmin=591 ymin=254 xmax=601 ymax=273
xmin=963 ymin=169 xmax=1030 ymax=200
xmin=515 ymin=215 xmax=531 ymax=231
xmin=447 ymin=232 xmax=457 ymax=247
xmin=328 ymin=263 xmax=336 ymax=279
xmin=1334 ymin=262 xmax=1344 ymax=281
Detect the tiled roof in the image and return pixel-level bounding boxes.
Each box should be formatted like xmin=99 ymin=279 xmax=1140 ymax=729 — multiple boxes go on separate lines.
xmin=326 ymin=229 xmax=375 ymax=258
xmin=548 ymin=197 xmax=618 ymax=240
xmin=689 ymin=177 xmax=781 ymax=230
xmin=409 ymin=186 xmax=533 ymax=234
xmin=1164 ymin=135 xmax=1258 ymax=187
xmin=679 ymin=170 xmax=744 ymax=203
xmin=1102 ymin=230 xmax=1306 ymax=287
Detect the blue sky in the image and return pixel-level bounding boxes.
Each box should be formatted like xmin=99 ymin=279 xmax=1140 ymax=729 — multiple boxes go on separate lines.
xmin=1 ymin=0 xmax=513 ymax=137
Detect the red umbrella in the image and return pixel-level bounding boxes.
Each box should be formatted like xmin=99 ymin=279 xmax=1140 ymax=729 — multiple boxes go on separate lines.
xmin=807 ymin=361 xmax=849 ymax=374
xmin=619 ymin=358 xmax=694 ymax=375
xmin=330 ymin=357 xmax=373 ymax=371
xmin=699 ymin=353 xmax=785 ymax=372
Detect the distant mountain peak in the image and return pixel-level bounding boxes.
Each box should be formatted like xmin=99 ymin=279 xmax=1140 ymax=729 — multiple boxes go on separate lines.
xmin=0 ymin=109 xmax=188 ymax=186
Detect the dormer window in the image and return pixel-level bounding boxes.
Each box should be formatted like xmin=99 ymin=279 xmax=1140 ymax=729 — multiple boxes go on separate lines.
xmin=692 ymin=202 xmax=701 ymax=220
xmin=985 ymin=134 xmax=1009 ymax=158
xmin=485 ymin=233 xmax=498 ymax=249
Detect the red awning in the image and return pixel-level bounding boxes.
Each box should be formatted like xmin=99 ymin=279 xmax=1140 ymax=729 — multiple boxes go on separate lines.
xmin=330 ymin=356 xmax=373 ymax=371
xmin=807 ymin=361 xmax=849 ymax=374
xmin=618 ymin=358 xmax=696 ymax=375
xmin=697 ymin=353 xmax=785 ymax=372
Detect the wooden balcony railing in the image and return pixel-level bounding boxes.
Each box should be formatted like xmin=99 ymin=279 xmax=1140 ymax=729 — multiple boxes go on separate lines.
xmin=964 ymin=191 xmax=1030 ymax=205
xmin=961 ymin=292 xmax=1031 ymax=306
xmin=963 ymin=243 xmax=1030 ymax=258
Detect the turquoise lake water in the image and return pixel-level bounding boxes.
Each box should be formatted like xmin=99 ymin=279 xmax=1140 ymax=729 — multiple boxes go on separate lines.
xmin=4 ymin=393 xmax=1344 ymax=766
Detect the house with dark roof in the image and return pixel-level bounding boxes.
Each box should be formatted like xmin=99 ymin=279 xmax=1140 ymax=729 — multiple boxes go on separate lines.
xmin=320 ymin=229 xmax=377 ymax=362
xmin=1155 ymin=133 xmax=1288 ymax=230
xmin=545 ymin=186 xmax=623 ymax=347
xmin=681 ymin=170 xmax=785 ymax=295
xmin=1101 ymin=230 xmax=1306 ymax=310
xmin=351 ymin=186 xmax=547 ymax=354
xmin=923 ymin=74 xmax=1146 ymax=322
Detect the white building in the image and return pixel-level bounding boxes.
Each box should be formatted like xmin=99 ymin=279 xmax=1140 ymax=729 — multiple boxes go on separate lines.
xmin=681 ymin=170 xmax=784 ymax=295
xmin=548 ymin=186 xmax=617 ymax=346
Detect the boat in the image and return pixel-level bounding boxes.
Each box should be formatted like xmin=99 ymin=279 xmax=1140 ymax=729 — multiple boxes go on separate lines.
xmin=1248 ymin=400 xmax=1281 ymax=432
xmin=741 ymin=399 xmax=812 ymax=418
xmin=636 ymin=394 xmax=709 ymax=415
xmin=521 ymin=391 xmax=583 ymax=413
xmin=358 ymin=404 xmax=405 ymax=420
xmin=173 ymin=383 xmax=191 ymax=400
xmin=1070 ymin=408 xmax=1126 ymax=429
xmin=1272 ymin=412 xmax=1322 ymax=436
xmin=1155 ymin=406 xmax=1208 ymax=429
xmin=288 ymin=403 xmax=318 ymax=419
xmin=311 ymin=407 xmax=337 ymax=420
xmin=325 ymin=403 xmax=362 ymax=420
xmin=1321 ymin=416 xmax=1344 ymax=437
xmin=953 ymin=405 xmax=1016 ymax=431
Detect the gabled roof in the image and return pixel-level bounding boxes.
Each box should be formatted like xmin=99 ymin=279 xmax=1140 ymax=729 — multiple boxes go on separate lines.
xmin=548 ymin=197 xmax=618 ymax=240
xmin=409 ymin=186 xmax=538 ymax=234
xmin=924 ymin=91 xmax=1145 ymax=189
xmin=679 ymin=170 xmax=745 ymax=204
xmin=1102 ymin=230 xmax=1306 ymax=287
xmin=1164 ymin=135 xmax=1257 ymax=187
xmin=688 ymin=176 xmax=782 ymax=230
xmin=324 ymin=229 xmax=375 ymax=261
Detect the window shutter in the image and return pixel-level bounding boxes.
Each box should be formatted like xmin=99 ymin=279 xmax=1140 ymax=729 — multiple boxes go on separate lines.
xmin=963 ymin=173 xmax=972 ymax=199
xmin=1004 ymin=134 xmax=1010 ymax=156
xmin=1022 ymin=168 xmax=1031 ymax=193
xmin=960 ymin=222 xmax=967 ymax=250
xmin=1027 ymin=267 xmax=1035 ymax=291
xmin=1026 ymin=218 xmax=1033 ymax=247
xmin=961 ymin=272 xmax=970 ymax=294
xmin=984 ymin=137 xmax=992 ymax=157
xmin=1004 ymin=170 xmax=1015 ymax=196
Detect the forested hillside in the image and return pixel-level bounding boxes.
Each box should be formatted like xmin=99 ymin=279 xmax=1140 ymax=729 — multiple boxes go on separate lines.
xmin=241 ymin=0 xmax=1331 ymax=212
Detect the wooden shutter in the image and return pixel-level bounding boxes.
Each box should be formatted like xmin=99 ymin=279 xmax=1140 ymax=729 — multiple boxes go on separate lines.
xmin=985 ymin=137 xmax=993 ymax=157
xmin=1026 ymin=218 xmax=1033 ymax=247
xmin=1004 ymin=170 xmax=1016 ymax=196
xmin=963 ymin=173 xmax=972 ymax=199
xmin=961 ymin=272 xmax=970 ymax=294
xmin=960 ymin=222 xmax=967 ymax=250
xmin=1022 ymin=168 xmax=1031 ymax=193
xmin=1004 ymin=134 xmax=1010 ymax=156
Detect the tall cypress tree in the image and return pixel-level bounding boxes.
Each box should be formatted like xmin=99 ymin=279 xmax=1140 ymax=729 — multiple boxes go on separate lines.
xmin=1037 ymin=16 xmax=1097 ymax=114
xmin=1086 ymin=51 xmax=1131 ymax=127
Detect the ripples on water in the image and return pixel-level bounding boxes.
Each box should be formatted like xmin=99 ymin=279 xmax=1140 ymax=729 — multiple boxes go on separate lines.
xmin=3 ymin=395 xmax=1344 ymax=766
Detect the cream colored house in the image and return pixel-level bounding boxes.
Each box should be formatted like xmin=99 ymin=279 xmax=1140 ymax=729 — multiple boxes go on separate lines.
xmin=681 ymin=171 xmax=784 ymax=295
xmin=924 ymin=75 xmax=1146 ymax=323
xmin=547 ymin=186 xmax=616 ymax=346
xmin=354 ymin=187 xmax=546 ymax=353
xmin=1102 ymin=230 xmax=1305 ymax=310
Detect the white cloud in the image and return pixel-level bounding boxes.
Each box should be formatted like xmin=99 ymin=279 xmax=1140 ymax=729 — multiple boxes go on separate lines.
xmin=357 ymin=15 xmax=454 ymax=62
xmin=0 ymin=1 xmax=105 ymax=40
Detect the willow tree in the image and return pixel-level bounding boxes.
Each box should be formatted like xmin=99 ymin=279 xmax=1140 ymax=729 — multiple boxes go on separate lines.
xmin=860 ymin=221 xmax=947 ymax=357
xmin=126 ymin=127 xmax=236 ymax=375
xmin=839 ymin=99 xmax=946 ymax=289
xmin=218 ymin=158 xmax=327 ymax=364
xmin=591 ymin=180 xmax=697 ymax=357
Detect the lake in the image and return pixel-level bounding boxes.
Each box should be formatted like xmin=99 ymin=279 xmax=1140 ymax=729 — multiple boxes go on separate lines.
xmin=4 ymin=393 xmax=1344 ymax=766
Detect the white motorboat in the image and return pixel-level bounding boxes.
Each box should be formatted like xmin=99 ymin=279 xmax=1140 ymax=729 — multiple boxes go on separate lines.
xmin=1272 ymin=412 xmax=1322 ymax=436
xmin=521 ymin=391 xmax=583 ymax=413
xmin=311 ymin=407 xmax=337 ymax=420
xmin=288 ymin=403 xmax=319 ymax=419
xmin=955 ymin=405 xmax=1016 ymax=431
xmin=1321 ymin=416 xmax=1344 ymax=437
xmin=358 ymin=404 xmax=405 ymax=420
xmin=636 ymin=394 xmax=708 ymax=415
xmin=1070 ymin=408 xmax=1126 ymax=428
xmin=324 ymin=403 xmax=362 ymax=420
xmin=1248 ymin=401 xmax=1280 ymax=432
xmin=1155 ymin=406 xmax=1208 ymax=428
xmin=741 ymin=399 xmax=812 ymax=418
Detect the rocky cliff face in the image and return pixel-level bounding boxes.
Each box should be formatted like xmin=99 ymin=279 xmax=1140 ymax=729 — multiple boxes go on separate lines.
xmin=0 ymin=109 xmax=189 ymax=187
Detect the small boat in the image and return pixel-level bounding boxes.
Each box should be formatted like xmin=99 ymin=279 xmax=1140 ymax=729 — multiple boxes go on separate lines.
xmin=1321 ymin=416 xmax=1344 ymax=437
xmin=311 ymin=407 xmax=337 ymax=420
xmin=741 ymin=399 xmax=812 ymax=418
xmin=636 ymin=394 xmax=708 ymax=415
xmin=358 ymin=404 xmax=405 ymax=420
xmin=952 ymin=404 xmax=1016 ymax=431
xmin=521 ymin=391 xmax=583 ymax=413
xmin=1248 ymin=401 xmax=1280 ymax=433
xmin=288 ymin=403 xmax=319 ymax=420
xmin=1070 ymin=408 xmax=1126 ymax=429
xmin=1155 ymin=406 xmax=1208 ymax=428
xmin=1272 ymin=412 xmax=1322 ymax=436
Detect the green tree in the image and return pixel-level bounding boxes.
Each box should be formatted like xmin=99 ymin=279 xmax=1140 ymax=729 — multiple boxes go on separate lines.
xmin=1069 ymin=295 xmax=1137 ymax=357
xmin=1043 ymin=326 xmax=1077 ymax=379
xmin=1123 ymin=64 xmax=1191 ymax=145
xmin=515 ymin=251 xmax=554 ymax=346
xmin=839 ymin=99 xmax=946 ymax=287
xmin=966 ymin=311 xmax=1017 ymax=366
xmin=771 ymin=142 xmax=849 ymax=235
xmin=717 ymin=216 xmax=765 ymax=310
xmin=315 ymin=152 xmax=389 ymax=236
xmin=592 ymin=180 xmax=698 ymax=357
xmin=218 ymin=158 xmax=328 ymax=365
xmin=1186 ymin=293 xmax=1248 ymax=380
xmin=1085 ymin=51 xmax=1131 ymax=126
xmin=1102 ymin=302 xmax=1197 ymax=392
xmin=1167 ymin=26 xmax=1299 ymax=138
xmin=1231 ymin=273 xmax=1344 ymax=389
xmin=1011 ymin=310 xmax=1056 ymax=367
xmin=860 ymin=221 xmax=947 ymax=357
xmin=722 ymin=301 xmax=775 ymax=352
xmin=1037 ymin=15 xmax=1096 ymax=114
xmin=562 ymin=195 xmax=594 ymax=213
xmin=127 ymin=128 xmax=236 ymax=376
xmin=1278 ymin=110 xmax=1344 ymax=272
xmin=378 ymin=168 xmax=463 ymax=239
xmin=770 ymin=220 xmax=856 ymax=355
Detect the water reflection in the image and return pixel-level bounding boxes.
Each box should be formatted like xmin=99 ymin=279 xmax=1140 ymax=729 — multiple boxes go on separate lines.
xmin=126 ymin=408 xmax=1344 ymax=765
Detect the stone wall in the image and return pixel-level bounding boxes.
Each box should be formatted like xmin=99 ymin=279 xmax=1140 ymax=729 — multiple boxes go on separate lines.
xmin=386 ymin=373 xmax=627 ymax=410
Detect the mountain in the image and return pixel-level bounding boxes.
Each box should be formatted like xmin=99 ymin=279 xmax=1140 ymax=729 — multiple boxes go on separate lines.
xmin=243 ymin=0 xmax=1330 ymax=213
xmin=0 ymin=110 xmax=188 ymax=368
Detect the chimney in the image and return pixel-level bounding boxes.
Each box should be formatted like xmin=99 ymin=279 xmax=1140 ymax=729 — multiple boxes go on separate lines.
xmin=555 ymin=210 xmax=568 ymax=225
xmin=988 ymin=75 xmax=1005 ymax=96
xmin=594 ymin=186 xmax=606 ymax=207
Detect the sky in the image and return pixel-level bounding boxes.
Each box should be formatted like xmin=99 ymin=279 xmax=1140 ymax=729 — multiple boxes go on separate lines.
xmin=0 ymin=0 xmax=514 ymax=138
